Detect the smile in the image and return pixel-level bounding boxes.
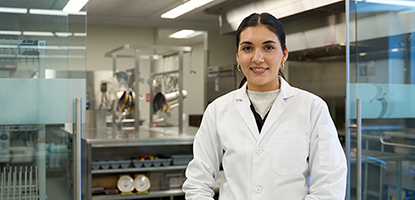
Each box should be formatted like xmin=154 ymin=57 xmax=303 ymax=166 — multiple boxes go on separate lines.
xmin=250 ymin=67 xmax=268 ymax=74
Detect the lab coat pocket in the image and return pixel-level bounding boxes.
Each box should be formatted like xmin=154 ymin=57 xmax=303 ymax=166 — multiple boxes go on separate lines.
xmin=272 ymin=135 xmax=308 ymax=176
xmin=317 ymin=125 xmax=340 ymax=167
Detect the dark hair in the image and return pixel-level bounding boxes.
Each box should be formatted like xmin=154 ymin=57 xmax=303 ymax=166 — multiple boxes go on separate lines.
xmin=236 ymin=13 xmax=287 ymax=88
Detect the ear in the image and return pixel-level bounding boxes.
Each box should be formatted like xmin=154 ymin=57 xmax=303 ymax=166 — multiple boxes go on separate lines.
xmin=236 ymin=52 xmax=240 ymax=64
xmin=282 ymin=47 xmax=289 ymax=63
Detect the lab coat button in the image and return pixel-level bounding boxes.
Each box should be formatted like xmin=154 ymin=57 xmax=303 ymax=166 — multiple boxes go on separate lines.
xmin=256 ymin=148 xmax=263 ymax=154
xmin=255 ymin=186 xmax=262 ymax=194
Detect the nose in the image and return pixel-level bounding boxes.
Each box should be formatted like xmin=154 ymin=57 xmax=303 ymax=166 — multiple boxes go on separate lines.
xmin=252 ymin=49 xmax=264 ymax=63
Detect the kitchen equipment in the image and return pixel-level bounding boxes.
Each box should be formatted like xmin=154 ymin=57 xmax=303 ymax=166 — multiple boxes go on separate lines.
xmin=134 ymin=174 xmax=151 ymax=194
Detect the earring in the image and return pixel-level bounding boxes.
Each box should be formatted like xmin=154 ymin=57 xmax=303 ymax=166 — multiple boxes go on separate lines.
xmin=237 ymin=64 xmax=242 ymax=72
xmin=280 ymin=63 xmax=285 ymax=70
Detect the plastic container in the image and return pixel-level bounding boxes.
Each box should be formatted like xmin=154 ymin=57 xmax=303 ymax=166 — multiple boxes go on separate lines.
xmin=171 ymin=155 xmax=193 ymax=165
xmin=132 ymin=159 xmax=143 ymax=168
xmin=91 ymin=161 xmax=100 ymax=170
xmin=152 ymin=159 xmax=163 ymax=167
xmin=142 ymin=160 xmax=153 ymax=168
xmin=99 ymin=161 xmax=111 ymax=169
xmin=109 ymin=160 xmax=120 ymax=169
xmin=119 ymin=160 xmax=131 ymax=168
xmin=161 ymin=158 xmax=172 ymax=166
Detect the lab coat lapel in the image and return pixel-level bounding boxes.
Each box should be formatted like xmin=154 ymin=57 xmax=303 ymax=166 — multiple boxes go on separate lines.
xmin=235 ymin=84 xmax=260 ymax=140
xmin=259 ymin=78 xmax=295 ymax=138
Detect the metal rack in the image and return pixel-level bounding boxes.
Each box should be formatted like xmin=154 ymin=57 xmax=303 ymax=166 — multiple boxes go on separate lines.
xmin=104 ymin=44 xmax=192 ymax=133
xmin=0 ymin=166 xmax=39 ymax=200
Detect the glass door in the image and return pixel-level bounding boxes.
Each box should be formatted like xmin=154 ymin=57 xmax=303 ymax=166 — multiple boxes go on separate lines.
xmin=0 ymin=1 xmax=87 ymax=199
xmin=347 ymin=0 xmax=415 ymax=200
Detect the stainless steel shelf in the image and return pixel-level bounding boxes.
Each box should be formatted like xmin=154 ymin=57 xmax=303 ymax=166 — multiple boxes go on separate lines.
xmin=92 ymin=165 xmax=187 ymax=174
xmin=91 ymin=189 xmax=184 ymax=200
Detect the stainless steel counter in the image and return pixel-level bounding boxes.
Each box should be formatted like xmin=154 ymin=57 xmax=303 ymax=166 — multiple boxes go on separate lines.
xmin=84 ymin=126 xmax=198 ymax=148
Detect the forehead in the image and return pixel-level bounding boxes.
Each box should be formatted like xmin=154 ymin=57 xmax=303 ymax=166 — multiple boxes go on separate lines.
xmin=240 ymin=25 xmax=280 ymax=43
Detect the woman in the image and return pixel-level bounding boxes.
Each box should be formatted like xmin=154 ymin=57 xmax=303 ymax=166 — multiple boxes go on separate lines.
xmin=182 ymin=12 xmax=347 ymax=200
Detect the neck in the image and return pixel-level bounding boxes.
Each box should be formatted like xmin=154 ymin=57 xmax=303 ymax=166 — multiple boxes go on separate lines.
xmin=247 ymin=77 xmax=280 ymax=92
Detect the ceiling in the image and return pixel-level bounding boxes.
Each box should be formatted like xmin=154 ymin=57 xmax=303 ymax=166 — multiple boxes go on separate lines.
xmin=86 ymin=0 xmax=249 ymax=31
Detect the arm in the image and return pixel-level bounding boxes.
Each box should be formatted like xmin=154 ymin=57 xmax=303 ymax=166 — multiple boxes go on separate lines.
xmin=305 ymin=101 xmax=347 ymax=200
xmin=182 ymin=104 xmax=223 ymax=200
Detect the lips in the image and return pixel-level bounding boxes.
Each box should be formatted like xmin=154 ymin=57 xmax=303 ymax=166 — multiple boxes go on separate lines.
xmin=250 ymin=67 xmax=268 ymax=74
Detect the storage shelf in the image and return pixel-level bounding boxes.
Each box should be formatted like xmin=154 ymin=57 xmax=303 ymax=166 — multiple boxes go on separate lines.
xmin=92 ymin=165 xmax=187 ymax=174
xmin=91 ymin=189 xmax=184 ymax=200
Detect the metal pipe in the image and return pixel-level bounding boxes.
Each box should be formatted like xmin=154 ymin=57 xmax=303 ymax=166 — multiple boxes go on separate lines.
xmin=74 ymin=98 xmax=82 ymax=200
xmin=134 ymin=49 xmax=140 ymax=131
xmin=178 ymin=50 xmax=184 ymax=133
xmin=345 ymin=0 xmax=351 ymax=198
xmin=149 ymin=55 xmax=154 ymax=128
xmin=356 ymin=98 xmax=362 ymax=200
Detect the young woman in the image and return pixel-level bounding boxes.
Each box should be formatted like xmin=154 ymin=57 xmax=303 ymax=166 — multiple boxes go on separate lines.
xmin=182 ymin=12 xmax=347 ymax=200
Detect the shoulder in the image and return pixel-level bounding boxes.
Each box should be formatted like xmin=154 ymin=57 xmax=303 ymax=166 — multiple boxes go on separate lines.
xmin=206 ymin=89 xmax=238 ymax=110
xmin=290 ymin=86 xmax=328 ymax=109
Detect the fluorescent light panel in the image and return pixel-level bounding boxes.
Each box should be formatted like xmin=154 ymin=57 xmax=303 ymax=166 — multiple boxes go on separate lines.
xmin=23 ymin=31 xmax=54 ymax=36
xmin=55 ymin=32 xmax=73 ymax=37
xmin=365 ymin=0 xmax=415 ymax=7
xmin=29 ymin=9 xmax=67 ymax=16
xmin=0 ymin=7 xmax=27 ymax=14
xmin=161 ymin=0 xmax=214 ymax=19
xmin=0 ymin=30 xmax=22 ymax=35
xmin=63 ymin=0 xmax=89 ymax=13
xmin=169 ymin=29 xmax=204 ymax=38
xmin=74 ymin=33 xmax=87 ymax=37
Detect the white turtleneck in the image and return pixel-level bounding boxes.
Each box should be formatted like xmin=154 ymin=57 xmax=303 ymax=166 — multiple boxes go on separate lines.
xmin=247 ymin=89 xmax=280 ymax=119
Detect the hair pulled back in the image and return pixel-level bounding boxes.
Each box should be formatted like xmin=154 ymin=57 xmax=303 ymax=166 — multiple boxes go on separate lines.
xmin=236 ymin=12 xmax=287 ymax=88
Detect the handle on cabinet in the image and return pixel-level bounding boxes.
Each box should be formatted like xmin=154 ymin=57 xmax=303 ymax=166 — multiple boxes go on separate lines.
xmin=380 ymin=137 xmax=415 ymax=149
xmin=356 ymin=98 xmax=362 ymax=200
xmin=74 ymin=98 xmax=82 ymax=200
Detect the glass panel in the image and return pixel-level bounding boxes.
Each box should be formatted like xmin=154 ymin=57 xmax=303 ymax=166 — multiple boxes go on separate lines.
xmin=0 ymin=1 xmax=86 ymax=200
xmin=347 ymin=1 xmax=415 ymax=200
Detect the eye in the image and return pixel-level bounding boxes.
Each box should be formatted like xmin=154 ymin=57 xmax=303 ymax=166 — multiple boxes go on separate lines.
xmin=241 ymin=46 xmax=252 ymax=51
xmin=264 ymin=45 xmax=275 ymax=51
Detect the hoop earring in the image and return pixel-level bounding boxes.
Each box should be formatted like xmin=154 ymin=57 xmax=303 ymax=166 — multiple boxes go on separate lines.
xmin=237 ymin=64 xmax=242 ymax=72
xmin=280 ymin=63 xmax=285 ymax=70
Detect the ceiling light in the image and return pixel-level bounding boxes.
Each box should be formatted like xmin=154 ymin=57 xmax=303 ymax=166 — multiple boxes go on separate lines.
xmin=73 ymin=33 xmax=87 ymax=37
xmin=0 ymin=30 xmax=22 ymax=35
xmin=23 ymin=31 xmax=54 ymax=36
xmin=63 ymin=0 xmax=89 ymax=13
xmin=391 ymin=48 xmax=399 ymax=52
xmin=30 ymin=9 xmax=67 ymax=16
xmin=0 ymin=7 xmax=27 ymax=14
xmin=359 ymin=52 xmax=367 ymax=56
xmin=365 ymin=0 xmax=415 ymax=7
xmin=55 ymin=32 xmax=73 ymax=37
xmin=169 ymin=29 xmax=204 ymax=39
xmin=161 ymin=0 xmax=214 ymax=19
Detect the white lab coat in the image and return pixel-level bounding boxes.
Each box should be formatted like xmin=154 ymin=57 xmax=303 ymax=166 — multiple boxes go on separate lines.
xmin=182 ymin=78 xmax=347 ymax=200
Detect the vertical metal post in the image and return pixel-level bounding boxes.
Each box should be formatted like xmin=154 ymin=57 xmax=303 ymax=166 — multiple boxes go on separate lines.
xmin=74 ymin=98 xmax=82 ymax=200
xmin=396 ymin=161 xmax=402 ymax=200
xmin=178 ymin=50 xmax=184 ymax=133
xmin=356 ymin=98 xmax=362 ymax=200
xmin=149 ymin=55 xmax=154 ymax=128
xmin=134 ymin=49 xmax=140 ymax=131
xmin=112 ymin=55 xmax=117 ymax=135
xmin=345 ymin=0 xmax=351 ymax=199
xmin=37 ymin=126 xmax=46 ymax=200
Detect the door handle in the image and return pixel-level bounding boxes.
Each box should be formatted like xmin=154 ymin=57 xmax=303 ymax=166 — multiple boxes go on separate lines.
xmin=74 ymin=98 xmax=82 ymax=200
xmin=356 ymin=98 xmax=362 ymax=200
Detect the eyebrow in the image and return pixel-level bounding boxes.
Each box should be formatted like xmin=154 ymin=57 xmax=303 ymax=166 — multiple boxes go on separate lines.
xmin=240 ymin=40 xmax=277 ymax=46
